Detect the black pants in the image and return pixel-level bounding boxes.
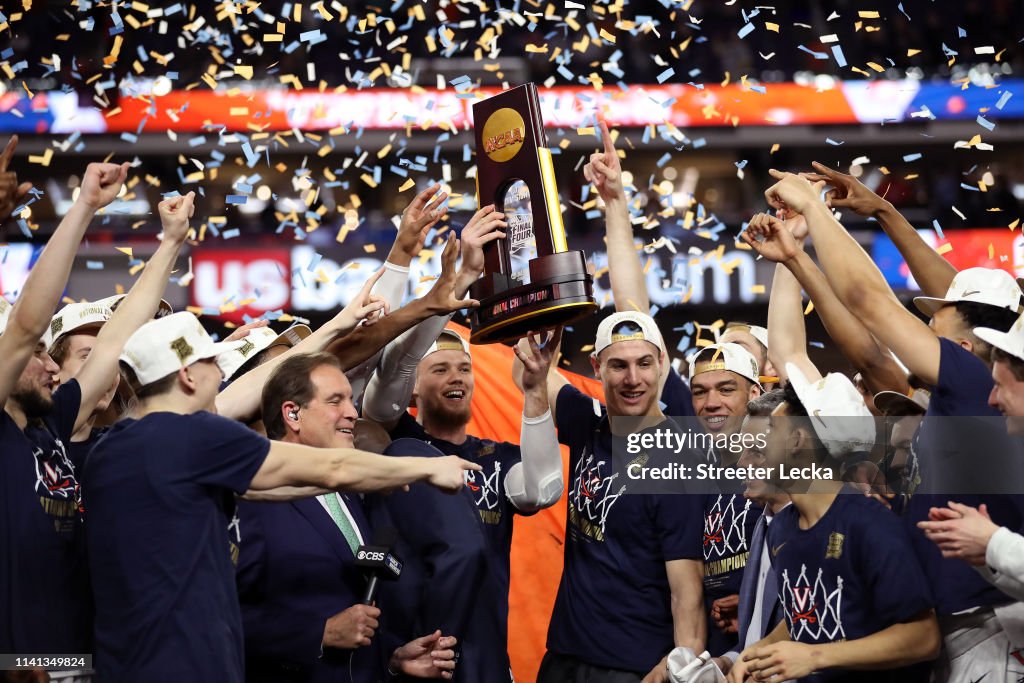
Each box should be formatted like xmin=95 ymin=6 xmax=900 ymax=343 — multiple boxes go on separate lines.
xmin=537 ymin=652 xmax=642 ymax=683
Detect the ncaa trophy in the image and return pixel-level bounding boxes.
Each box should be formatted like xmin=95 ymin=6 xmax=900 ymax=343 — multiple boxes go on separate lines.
xmin=467 ymin=83 xmax=597 ymax=344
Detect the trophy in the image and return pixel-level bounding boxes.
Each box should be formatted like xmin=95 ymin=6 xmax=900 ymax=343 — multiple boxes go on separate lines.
xmin=467 ymin=83 xmax=597 ymax=344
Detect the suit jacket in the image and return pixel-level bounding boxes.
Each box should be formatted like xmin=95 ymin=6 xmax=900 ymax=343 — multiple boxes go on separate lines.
xmin=236 ymin=494 xmax=386 ymax=683
xmin=736 ymin=510 xmax=784 ymax=648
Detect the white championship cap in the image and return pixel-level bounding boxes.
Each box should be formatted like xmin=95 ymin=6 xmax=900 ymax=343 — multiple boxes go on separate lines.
xmin=44 ymin=301 xmax=114 ymax=350
xmin=120 ymin=312 xmax=246 ymax=386
xmin=218 ymin=323 xmax=312 ymax=381
xmin=94 ymin=293 xmax=173 ymax=318
xmin=0 ymin=298 xmax=11 ymax=336
xmin=975 ymin=311 xmax=1024 ymax=363
xmin=594 ymin=311 xmax=665 ymax=356
xmin=913 ymin=267 xmax=1022 ymax=317
xmin=872 ymin=388 xmax=931 ymax=416
xmin=785 ymin=363 xmax=876 ymax=457
xmin=425 ymin=328 xmax=471 ymax=359
xmin=724 ymin=322 xmax=769 ymax=350
xmin=687 ymin=342 xmax=761 ymax=387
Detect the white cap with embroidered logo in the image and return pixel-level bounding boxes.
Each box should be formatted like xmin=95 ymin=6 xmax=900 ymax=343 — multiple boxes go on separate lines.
xmin=43 ymin=301 xmax=115 ymax=351
xmin=425 ymin=328 xmax=471 ymax=359
xmin=94 ymin=293 xmax=174 ymax=319
xmin=913 ymin=267 xmax=1022 ymax=317
xmin=975 ymin=310 xmax=1024 ymax=363
xmin=0 ymin=298 xmax=11 ymax=336
xmin=120 ymin=312 xmax=246 ymax=386
xmin=593 ymin=311 xmax=665 ymax=356
xmin=785 ymin=363 xmax=876 ymax=458
xmin=687 ymin=342 xmax=761 ymax=387
xmin=218 ymin=323 xmax=312 ymax=381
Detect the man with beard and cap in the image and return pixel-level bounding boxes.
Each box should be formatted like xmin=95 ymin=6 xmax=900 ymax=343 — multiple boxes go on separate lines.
xmin=761 ymin=168 xmax=1024 ymax=682
xmin=82 ymin=311 xmax=480 ymax=682
xmin=235 ymin=352 xmax=460 ymax=682
xmin=528 ymin=311 xmax=706 ymax=683
xmin=0 ymin=161 xmax=139 ymax=662
xmin=686 ymin=343 xmax=763 ymax=658
xmin=728 ymin=367 xmax=940 ymax=683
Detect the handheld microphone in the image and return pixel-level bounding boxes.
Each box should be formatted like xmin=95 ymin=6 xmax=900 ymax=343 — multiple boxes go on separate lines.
xmin=354 ymin=526 xmax=403 ymax=605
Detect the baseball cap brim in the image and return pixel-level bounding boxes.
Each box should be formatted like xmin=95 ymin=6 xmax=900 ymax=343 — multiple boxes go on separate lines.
xmin=873 ymin=390 xmax=926 ymax=416
xmin=912 ymin=296 xmax=953 ymax=317
xmin=975 ymin=325 xmax=1024 ymax=362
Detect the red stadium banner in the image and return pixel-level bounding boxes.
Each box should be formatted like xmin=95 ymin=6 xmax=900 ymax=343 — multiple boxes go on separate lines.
xmin=189 ymin=247 xmax=291 ymax=324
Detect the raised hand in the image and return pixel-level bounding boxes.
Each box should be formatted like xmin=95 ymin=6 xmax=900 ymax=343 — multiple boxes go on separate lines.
xmin=338 ymin=268 xmax=388 ymax=329
xmin=223 ymin=319 xmax=270 ymax=343
xmin=582 ymin=119 xmax=625 ymax=202
xmin=77 ymin=161 xmax=130 ymax=210
xmin=741 ymin=212 xmax=801 ymax=264
xmin=803 ymin=162 xmax=889 ymax=218
xmin=424 ymin=233 xmax=480 ymax=315
xmin=394 ymin=183 xmax=448 ymax=262
xmin=458 ymin=205 xmax=507 ymax=279
xmin=764 ymin=169 xmax=825 ymax=216
xmin=0 ymin=136 xmax=33 ymax=224
xmin=390 ymin=630 xmax=458 ymax=679
xmin=513 ymin=327 xmax=563 ymax=394
xmin=157 ymin=191 xmax=195 ymax=243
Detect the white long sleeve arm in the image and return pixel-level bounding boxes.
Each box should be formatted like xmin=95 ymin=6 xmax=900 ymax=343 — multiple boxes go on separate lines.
xmin=974 ymin=526 xmax=1024 ymax=601
xmin=360 ymin=312 xmax=454 ymax=424
xmin=504 ymin=410 xmax=563 ymax=512
xmin=345 ymin=262 xmax=412 ymax=400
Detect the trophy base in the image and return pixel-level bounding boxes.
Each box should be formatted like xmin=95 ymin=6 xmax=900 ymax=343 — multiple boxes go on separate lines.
xmin=468 ymin=252 xmax=597 ymax=345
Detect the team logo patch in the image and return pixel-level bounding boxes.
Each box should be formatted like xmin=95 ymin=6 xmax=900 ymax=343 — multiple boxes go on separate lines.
xmin=50 ymin=317 xmax=64 ymax=337
xmin=170 ymin=336 xmax=194 ymax=363
xmin=781 ymin=565 xmax=846 ymax=641
xmin=466 ymin=461 xmax=503 ymax=514
xmin=568 ymin=447 xmax=626 ymax=541
xmin=238 ymin=339 xmax=256 ymax=358
xmin=825 ymin=532 xmax=845 ymax=560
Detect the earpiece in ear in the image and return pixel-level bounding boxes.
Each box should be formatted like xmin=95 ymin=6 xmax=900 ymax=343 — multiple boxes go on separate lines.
xmin=289 ymin=410 xmax=299 ymax=420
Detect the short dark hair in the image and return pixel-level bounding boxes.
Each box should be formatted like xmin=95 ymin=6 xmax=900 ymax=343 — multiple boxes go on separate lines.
xmin=781 ymin=380 xmax=827 ymax=458
xmin=49 ymin=335 xmax=73 ymax=367
xmin=261 ymin=352 xmax=343 ymax=440
xmin=119 ymin=362 xmax=178 ymax=401
xmin=747 ymin=388 xmax=784 ymax=416
xmin=957 ymin=302 xmax=1018 ymax=361
xmin=992 ymin=347 xmax=1024 ymax=382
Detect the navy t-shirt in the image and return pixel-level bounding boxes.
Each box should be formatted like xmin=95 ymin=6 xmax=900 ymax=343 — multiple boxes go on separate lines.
xmin=768 ymin=488 xmax=933 ymax=683
xmin=661 ymin=367 xmax=695 ymax=417
xmin=906 ymin=338 xmax=1024 ymax=614
xmin=66 ymin=425 xmax=108 ymax=472
xmin=82 ymin=411 xmax=270 ymax=682
xmin=389 ymin=412 xmax=526 ymax=641
xmin=702 ymin=485 xmax=759 ymax=655
xmin=547 ymin=385 xmax=704 ymax=673
xmin=0 ymin=380 xmax=92 ymax=653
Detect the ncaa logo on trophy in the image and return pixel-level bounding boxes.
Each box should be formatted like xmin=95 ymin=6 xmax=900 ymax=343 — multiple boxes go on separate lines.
xmin=467 ymin=83 xmax=597 ymax=344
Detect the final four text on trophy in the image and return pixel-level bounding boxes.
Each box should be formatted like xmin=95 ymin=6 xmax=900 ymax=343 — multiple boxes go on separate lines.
xmin=467 ymin=83 xmax=597 ymax=345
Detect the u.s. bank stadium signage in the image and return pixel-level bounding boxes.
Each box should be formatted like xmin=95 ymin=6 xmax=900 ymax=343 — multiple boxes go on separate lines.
xmin=186 ymin=243 xmax=765 ymax=322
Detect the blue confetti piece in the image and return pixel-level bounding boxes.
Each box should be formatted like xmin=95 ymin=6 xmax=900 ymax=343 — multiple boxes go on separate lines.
xmin=960 ymin=183 xmax=981 ymax=192
xmin=86 ymin=261 xmax=104 ymax=270
xmin=797 ymin=45 xmax=829 ymax=60
xmin=737 ymin=23 xmax=755 ymax=39
xmin=656 ymin=152 xmax=672 ymax=167
xmin=748 ymin=85 xmax=766 ymax=94
xmin=809 ymin=341 xmax=825 ymax=349
xmin=942 ymin=43 xmax=958 ymax=57
xmin=120 ymin=132 xmax=137 ymax=143
xmin=932 ymin=219 xmax=945 ymax=239
xmin=996 ymin=92 xmax=1013 ymax=110
xmin=226 ymin=195 xmax=247 ymax=205
xmin=831 ymin=45 xmax=847 ymax=68
xmin=977 ymin=115 xmax=995 ymax=131
xmin=897 ymin=2 xmax=911 ymax=20
xmin=957 ymin=26 xmax=966 ymax=38
xmin=222 ymin=229 xmax=240 ymax=239
xmin=903 ymin=153 xmax=922 ymax=162
xmin=556 ymin=64 xmax=574 ymax=81
xmin=306 ymin=253 xmax=322 ymax=272
xmin=825 ymin=138 xmax=844 ymax=146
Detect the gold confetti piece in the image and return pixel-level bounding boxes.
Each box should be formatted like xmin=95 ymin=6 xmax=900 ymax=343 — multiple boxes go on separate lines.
xmin=804 ymin=300 xmax=815 ymax=315
xmin=186 ymin=306 xmax=204 ymax=315
xmin=1010 ymin=219 xmax=1020 ymax=230
xmin=858 ymin=10 xmax=880 ymax=18
xmin=850 ymin=66 xmax=871 ymax=77
xmin=907 ymin=49 xmax=921 ymax=57
xmin=525 ymin=43 xmax=548 ymax=53
xmin=979 ymin=181 xmax=988 ymax=193
xmin=879 ymin=166 xmax=890 ymax=175
xmin=770 ymin=143 xmax=780 ymax=154
xmin=233 ymin=65 xmax=253 ymax=80
xmin=750 ymin=284 xmax=766 ymax=295
xmin=905 ymin=174 xmax=919 ymax=180
xmin=116 ymin=247 xmax=133 ymax=258
xmin=264 ymin=34 xmax=283 ymax=42
xmin=229 ymin=107 xmax=248 ymax=116
xmin=866 ymin=62 xmax=885 ymax=73
xmin=129 ymin=263 xmax=145 ymax=277
xmin=599 ymin=28 xmax=616 ymax=43
xmin=989 ymin=243 xmax=995 ymax=259
xmin=399 ymin=178 xmax=415 ymax=192
xmin=363 ymin=244 xmax=376 ymax=254
xmin=936 ymin=243 xmax=953 ymax=255
xmin=28 ymin=149 xmax=53 ymax=166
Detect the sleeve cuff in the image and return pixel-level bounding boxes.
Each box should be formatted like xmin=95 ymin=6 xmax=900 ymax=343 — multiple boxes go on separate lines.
xmin=986 ymin=526 xmax=1015 ymax=574
xmin=383 ymin=261 xmax=410 ymax=274
xmin=523 ymin=409 xmax=552 ymax=425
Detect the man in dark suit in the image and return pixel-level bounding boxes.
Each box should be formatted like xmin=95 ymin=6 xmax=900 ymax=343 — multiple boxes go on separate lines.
xmin=236 ymin=352 xmax=458 ymax=682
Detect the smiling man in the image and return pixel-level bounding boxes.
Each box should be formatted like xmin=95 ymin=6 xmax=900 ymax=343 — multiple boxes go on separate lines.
xmin=689 ymin=343 xmax=763 ymax=441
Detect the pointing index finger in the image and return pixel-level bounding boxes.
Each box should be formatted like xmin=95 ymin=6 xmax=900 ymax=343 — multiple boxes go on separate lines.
xmin=598 ymin=119 xmax=615 ymax=157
